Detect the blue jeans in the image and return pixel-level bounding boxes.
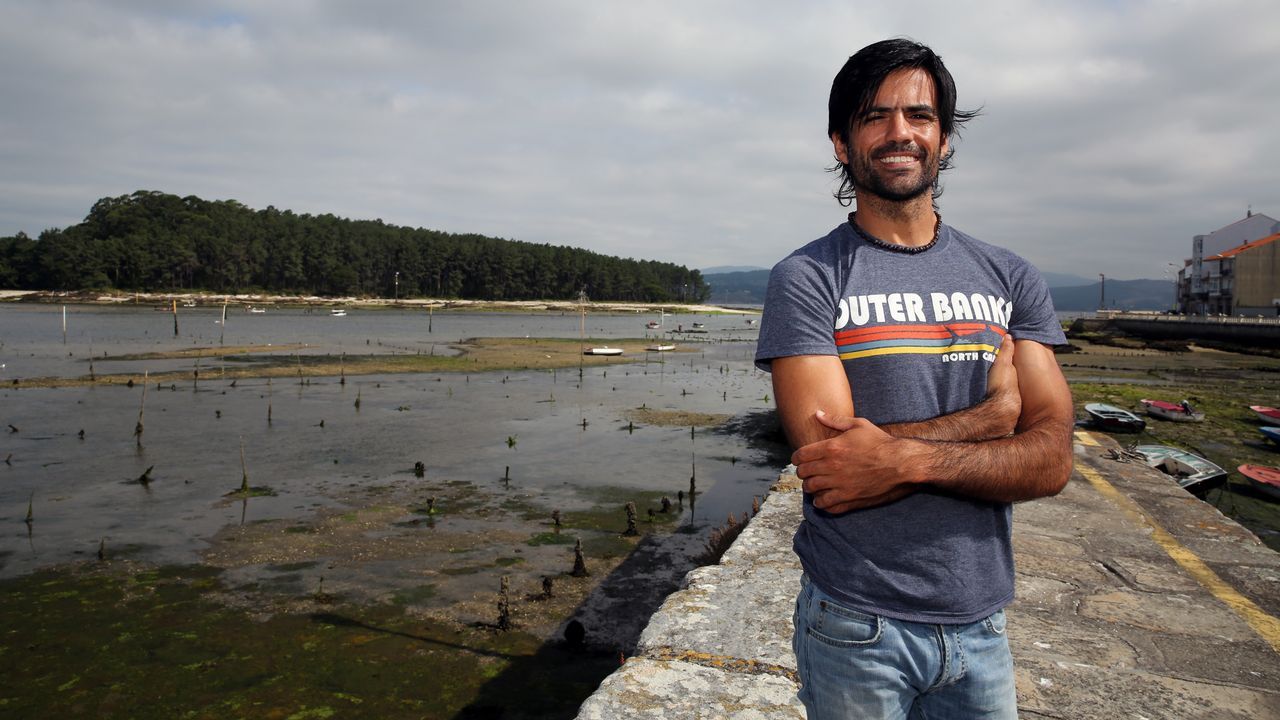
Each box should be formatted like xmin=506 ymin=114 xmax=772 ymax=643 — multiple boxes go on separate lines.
xmin=793 ymin=575 xmax=1017 ymax=719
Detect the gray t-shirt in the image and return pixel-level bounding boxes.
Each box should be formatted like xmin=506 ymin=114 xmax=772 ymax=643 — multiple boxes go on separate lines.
xmin=755 ymin=219 xmax=1066 ymax=624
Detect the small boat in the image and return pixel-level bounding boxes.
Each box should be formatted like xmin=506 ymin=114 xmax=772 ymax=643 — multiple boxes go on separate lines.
xmin=583 ymin=347 xmax=623 ymax=356
xmin=1250 ymin=405 xmax=1280 ymax=423
xmin=1134 ymin=445 xmax=1228 ymax=496
xmin=247 ymin=307 xmax=266 ymax=314
xmin=645 ymin=321 xmax=661 ymax=329
xmin=330 ymin=308 xmax=348 ymax=317
xmin=646 ymin=344 xmax=675 ymax=352
xmin=1259 ymin=427 xmax=1280 ymax=446
xmin=1084 ymin=403 xmax=1146 ymax=433
xmin=1140 ymin=399 xmax=1204 ymax=422
xmin=181 ymin=301 xmax=197 ymax=308
xmin=1238 ymin=464 xmax=1280 ymax=501
xmin=745 ymin=319 xmax=757 ymax=326
xmin=691 ymin=322 xmax=705 ymax=329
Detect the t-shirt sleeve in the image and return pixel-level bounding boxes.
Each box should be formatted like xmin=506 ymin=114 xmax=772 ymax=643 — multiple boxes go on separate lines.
xmin=1007 ymin=261 xmax=1067 ymax=347
xmin=754 ymin=252 xmax=839 ymax=372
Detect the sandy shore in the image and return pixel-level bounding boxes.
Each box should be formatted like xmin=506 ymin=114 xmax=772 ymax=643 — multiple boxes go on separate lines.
xmin=0 ymin=289 xmax=758 ymax=315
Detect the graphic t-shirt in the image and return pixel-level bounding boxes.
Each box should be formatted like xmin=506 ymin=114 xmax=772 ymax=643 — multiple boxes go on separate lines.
xmin=755 ymin=220 xmax=1066 ymax=624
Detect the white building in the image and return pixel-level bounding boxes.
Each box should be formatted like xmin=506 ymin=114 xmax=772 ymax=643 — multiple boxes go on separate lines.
xmin=1178 ymin=212 xmax=1280 ymax=315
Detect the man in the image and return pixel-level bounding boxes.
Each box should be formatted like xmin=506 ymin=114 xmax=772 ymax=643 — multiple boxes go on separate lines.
xmin=754 ymin=38 xmax=1074 ymax=719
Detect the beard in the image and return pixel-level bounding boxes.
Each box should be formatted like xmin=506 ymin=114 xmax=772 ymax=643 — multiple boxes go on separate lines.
xmin=849 ymin=141 xmax=940 ymax=203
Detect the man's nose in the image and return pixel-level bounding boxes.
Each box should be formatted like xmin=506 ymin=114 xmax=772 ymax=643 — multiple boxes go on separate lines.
xmin=885 ymin=111 xmax=911 ymax=141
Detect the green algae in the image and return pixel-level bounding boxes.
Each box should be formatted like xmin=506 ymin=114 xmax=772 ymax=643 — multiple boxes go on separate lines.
xmin=0 ymin=564 xmax=616 ymax=719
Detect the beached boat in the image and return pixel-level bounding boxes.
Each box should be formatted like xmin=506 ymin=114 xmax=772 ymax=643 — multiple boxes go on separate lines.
xmin=1134 ymin=445 xmax=1228 ymax=496
xmin=1084 ymin=403 xmax=1146 ymax=432
xmin=583 ymin=347 xmax=623 ymax=356
xmin=1238 ymin=464 xmax=1280 ymax=501
xmin=1250 ymin=405 xmax=1280 ymax=423
xmin=1140 ymin=399 xmax=1204 ymax=422
xmin=646 ymin=344 xmax=675 ymax=352
xmin=1259 ymin=427 xmax=1280 ymax=446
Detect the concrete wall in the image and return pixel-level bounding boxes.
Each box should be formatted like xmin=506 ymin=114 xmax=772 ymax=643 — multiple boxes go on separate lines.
xmin=574 ymin=474 xmax=806 ymax=719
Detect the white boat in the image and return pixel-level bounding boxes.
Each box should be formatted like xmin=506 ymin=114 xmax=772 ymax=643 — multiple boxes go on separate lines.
xmin=645 ymin=321 xmax=661 ymax=329
xmin=1084 ymin=402 xmax=1145 ymax=432
xmin=1134 ymin=445 xmax=1228 ymax=496
xmin=247 ymin=307 xmax=266 ymax=314
xmin=691 ymin=322 xmax=705 ymax=329
xmin=583 ymin=347 xmax=623 ymax=356
xmin=330 ymin=308 xmax=348 ymax=317
xmin=1140 ymin=399 xmax=1204 ymax=422
xmin=646 ymin=344 xmax=675 ymax=352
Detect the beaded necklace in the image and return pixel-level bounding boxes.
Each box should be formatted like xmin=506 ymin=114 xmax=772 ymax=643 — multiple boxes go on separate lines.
xmin=848 ymin=211 xmax=941 ymax=255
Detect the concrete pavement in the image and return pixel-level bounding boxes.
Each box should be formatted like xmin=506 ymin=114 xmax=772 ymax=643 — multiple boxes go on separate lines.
xmin=575 ymin=431 xmax=1280 ymax=719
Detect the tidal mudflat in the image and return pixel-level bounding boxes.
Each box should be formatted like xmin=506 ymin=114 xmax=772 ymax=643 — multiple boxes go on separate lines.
xmin=0 ymin=304 xmax=783 ymax=718
xmin=1060 ymin=337 xmax=1280 ymax=551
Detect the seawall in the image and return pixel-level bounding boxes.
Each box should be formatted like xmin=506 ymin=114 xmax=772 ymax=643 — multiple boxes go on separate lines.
xmin=575 ymin=431 xmax=1280 ymax=719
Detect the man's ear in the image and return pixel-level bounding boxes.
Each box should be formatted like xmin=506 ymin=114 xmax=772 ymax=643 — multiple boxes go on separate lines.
xmin=830 ymin=132 xmax=849 ymax=165
xmin=941 ymin=133 xmax=950 ymax=159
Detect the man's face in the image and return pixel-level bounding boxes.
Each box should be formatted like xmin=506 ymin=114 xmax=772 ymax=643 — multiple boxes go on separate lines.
xmin=832 ymin=67 xmax=949 ymax=203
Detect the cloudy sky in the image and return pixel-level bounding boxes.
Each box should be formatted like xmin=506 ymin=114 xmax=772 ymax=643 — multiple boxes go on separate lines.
xmin=2 ymin=1 xmax=1278 ymax=281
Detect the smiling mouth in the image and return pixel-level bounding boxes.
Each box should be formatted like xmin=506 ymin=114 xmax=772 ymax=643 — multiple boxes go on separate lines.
xmin=878 ymin=154 xmax=919 ymax=166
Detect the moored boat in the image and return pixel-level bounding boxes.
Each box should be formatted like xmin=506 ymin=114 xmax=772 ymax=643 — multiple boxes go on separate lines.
xmin=330 ymin=308 xmax=348 ymax=317
xmin=645 ymin=321 xmax=661 ymax=329
xmin=1250 ymin=405 xmax=1280 ymax=423
xmin=583 ymin=347 xmax=623 ymax=356
xmin=1140 ymin=399 xmax=1204 ymax=422
xmin=1134 ymin=445 xmax=1228 ymax=496
xmin=1238 ymin=464 xmax=1280 ymax=502
xmin=645 ymin=344 xmax=675 ymax=352
xmin=1260 ymin=426 xmax=1280 ymax=446
xmin=1084 ymin=403 xmax=1146 ymax=432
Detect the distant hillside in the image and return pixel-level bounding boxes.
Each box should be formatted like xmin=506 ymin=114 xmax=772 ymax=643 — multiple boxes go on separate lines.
xmin=702 ymin=265 xmax=766 ymax=275
xmin=1041 ymin=271 xmax=1093 ymax=288
xmin=707 ymin=268 xmax=1173 ymax=311
xmin=1049 ymin=279 xmax=1174 ymax=312
xmin=0 ymin=190 xmax=709 ymax=302
xmin=705 ymin=269 xmax=770 ymax=304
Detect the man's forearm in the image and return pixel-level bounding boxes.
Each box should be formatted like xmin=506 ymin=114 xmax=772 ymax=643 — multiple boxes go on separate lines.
xmin=883 ymin=393 xmax=1018 ymax=442
xmin=897 ymin=415 xmax=1074 ymax=503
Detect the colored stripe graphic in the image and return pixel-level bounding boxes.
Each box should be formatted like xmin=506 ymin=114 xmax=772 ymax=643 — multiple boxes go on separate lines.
xmin=838 ymin=343 xmax=998 ymax=361
xmin=835 ymin=322 xmax=1005 ymax=343
xmin=833 ymin=322 xmax=1005 ymax=361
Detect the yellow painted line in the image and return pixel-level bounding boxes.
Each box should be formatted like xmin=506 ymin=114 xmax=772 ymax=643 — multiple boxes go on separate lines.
xmin=1073 ymin=430 xmax=1101 ymax=447
xmin=1072 ymin=452 xmax=1280 ymax=654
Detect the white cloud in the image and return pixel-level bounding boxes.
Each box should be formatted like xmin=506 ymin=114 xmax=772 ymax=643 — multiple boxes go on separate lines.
xmin=2 ymin=0 xmax=1278 ymax=279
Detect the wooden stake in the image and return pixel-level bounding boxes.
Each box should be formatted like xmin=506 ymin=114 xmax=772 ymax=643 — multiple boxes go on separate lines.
xmin=135 ymin=371 xmax=149 ymax=446
xmin=239 ymin=437 xmax=249 ymax=492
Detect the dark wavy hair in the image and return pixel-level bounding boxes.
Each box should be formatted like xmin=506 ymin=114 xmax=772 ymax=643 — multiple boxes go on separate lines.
xmin=827 ymin=38 xmax=979 ymax=206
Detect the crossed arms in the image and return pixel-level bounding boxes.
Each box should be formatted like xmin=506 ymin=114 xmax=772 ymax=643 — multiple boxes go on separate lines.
xmin=772 ymin=335 xmax=1075 ymax=514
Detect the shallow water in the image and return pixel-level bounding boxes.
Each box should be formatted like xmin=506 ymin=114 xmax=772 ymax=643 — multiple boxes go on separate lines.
xmin=0 ymin=304 xmax=776 ymax=581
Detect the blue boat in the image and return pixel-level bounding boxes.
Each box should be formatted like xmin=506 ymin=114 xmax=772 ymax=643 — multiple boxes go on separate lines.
xmin=1260 ymin=427 xmax=1280 ymax=446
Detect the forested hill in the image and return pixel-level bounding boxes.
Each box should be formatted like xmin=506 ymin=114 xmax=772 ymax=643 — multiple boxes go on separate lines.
xmin=0 ymin=190 xmax=709 ymax=302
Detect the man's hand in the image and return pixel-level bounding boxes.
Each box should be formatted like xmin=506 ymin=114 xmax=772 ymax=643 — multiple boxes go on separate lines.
xmin=983 ymin=334 xmax=1020 ymax=437
xmin=793 ymin=413 xmax=921 ymax=514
